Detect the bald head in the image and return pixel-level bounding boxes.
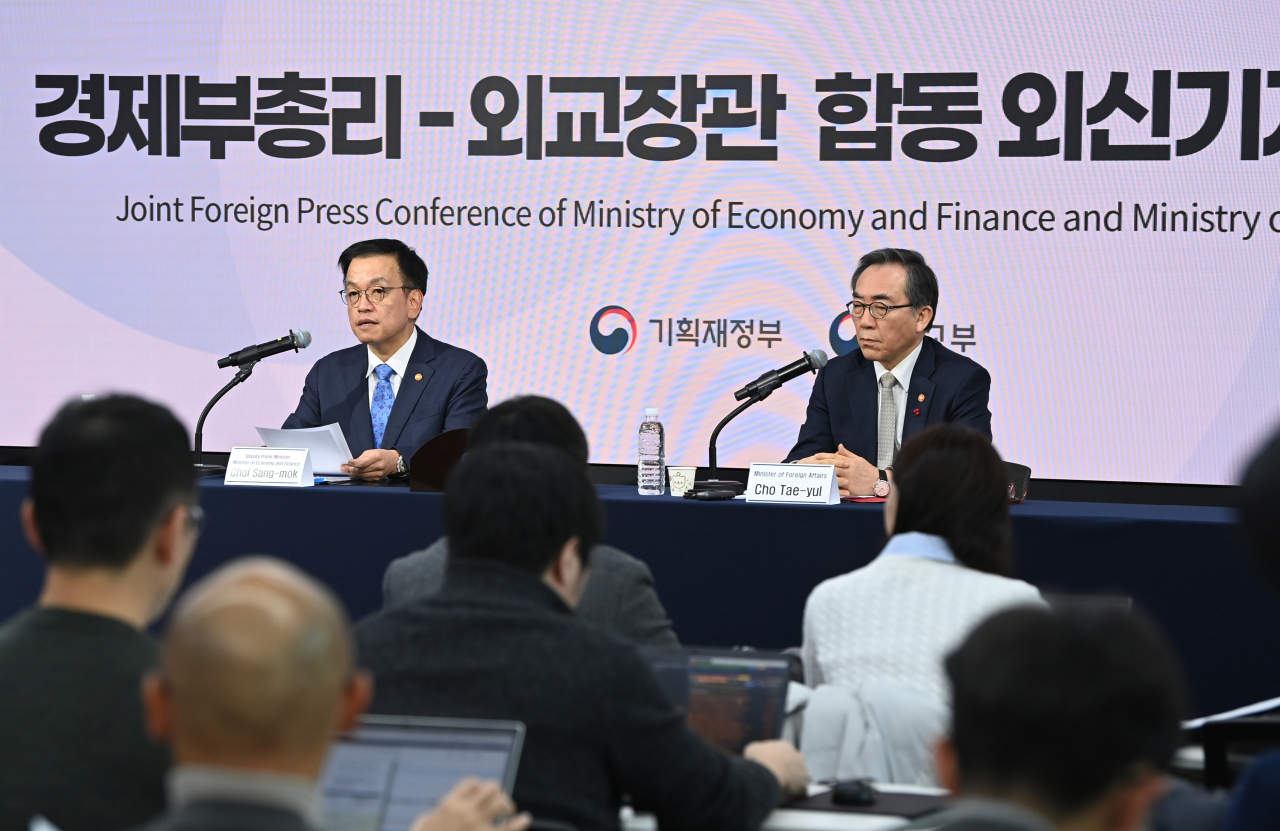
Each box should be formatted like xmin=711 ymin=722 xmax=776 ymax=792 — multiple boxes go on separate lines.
xmin=159 ymin=558 xmax=356 ymax=763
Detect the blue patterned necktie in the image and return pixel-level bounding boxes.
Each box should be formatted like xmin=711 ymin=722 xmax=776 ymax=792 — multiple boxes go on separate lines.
xmin=371 ymin=364 xmax=395 ymax=449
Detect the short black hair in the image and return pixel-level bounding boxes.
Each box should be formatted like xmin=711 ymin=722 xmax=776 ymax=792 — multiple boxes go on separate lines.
xmin=1238 ymin=428 xmax=1280 ymax=592
xmin=338 ymin=238 xmax=428 ymax=294
xmin=891 ymin=424 xmax=1013 ymax=575
xmin=443 ymin=443 xmax=603 ymax=575
xmin=946 ymin=606 xmax=1186 ymax=819
xmin=851 ymin=248 xmax=939 ymax=329
xmin=469 ymin=396 xmax=590 ymax=467
xmin=31 ymin=395 xmax=197 ymax=568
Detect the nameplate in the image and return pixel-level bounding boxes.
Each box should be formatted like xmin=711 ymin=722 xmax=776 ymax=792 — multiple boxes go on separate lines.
xmin=744 ymin=463 xmax=840 ymax=505
xmin=224 ymin=447 xmax=314 ymax=487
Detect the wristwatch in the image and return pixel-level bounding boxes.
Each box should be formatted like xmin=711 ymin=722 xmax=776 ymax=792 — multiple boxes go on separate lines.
xmin=395 ymin=452 xmax=407 ymax=476
xmin=873 ymin=468 xmax=890 ymax=498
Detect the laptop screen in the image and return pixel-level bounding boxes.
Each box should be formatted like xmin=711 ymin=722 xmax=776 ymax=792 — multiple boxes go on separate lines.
xmin=319 ymin=715 xmax=525 ymax=831
xmin=641 ymin=648 xmax=791 ymax=755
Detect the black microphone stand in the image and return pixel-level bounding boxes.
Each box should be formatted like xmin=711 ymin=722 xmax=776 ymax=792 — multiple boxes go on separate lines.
xmin=688 ymin=397 xmax=760 ymax=498
xmin=687 ymin=352 xmax=822 ymax=500
xmin=193 ymin=360 xmax=258 ymax=475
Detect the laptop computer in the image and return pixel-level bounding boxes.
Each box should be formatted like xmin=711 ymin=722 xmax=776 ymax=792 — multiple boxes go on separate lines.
xmin=319 ymin=714 xmax=525 ymax=831
xmin=640 ymin=647 xmax=791 ymax=755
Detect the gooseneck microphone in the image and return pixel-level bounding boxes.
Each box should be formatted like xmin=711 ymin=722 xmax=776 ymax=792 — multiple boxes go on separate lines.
xmin=690 ymin=349 xmax=830 ymax=500
xmin=195 ymin=328 xmax=313 ymax=473
xmin=734 ymin=349 xmax=828 ymax=403
xmin=218 ymin=329 xmax=312 ymax=369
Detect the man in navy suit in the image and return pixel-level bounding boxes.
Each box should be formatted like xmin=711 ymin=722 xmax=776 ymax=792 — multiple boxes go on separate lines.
xmin=283 ymin=239 xmax=487 ymax=480
xmin=785 ymin=248 xmax=991 ymax=496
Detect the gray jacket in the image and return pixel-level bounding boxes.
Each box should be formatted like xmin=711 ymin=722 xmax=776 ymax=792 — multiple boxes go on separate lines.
xmin=382 ymin=538 xmax=680 ymax=647
xmin=901 ymin=798 xmax=1056 ymax=831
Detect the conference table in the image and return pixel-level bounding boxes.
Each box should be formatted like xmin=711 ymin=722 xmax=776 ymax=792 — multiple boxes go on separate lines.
xmin=0 ymin=466 xmax=1275 ymax=719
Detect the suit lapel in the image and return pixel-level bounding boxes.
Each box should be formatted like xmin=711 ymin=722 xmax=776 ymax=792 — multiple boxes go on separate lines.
xmin=845 ymin=351 xmax=880 ymax=461
xmin=342 ymin=349 xmax=375 ymax=456
xmin=381 ymin=327 xmax=438 ymax=450
xmin=902 ymin=338 xmax=937 ymax=445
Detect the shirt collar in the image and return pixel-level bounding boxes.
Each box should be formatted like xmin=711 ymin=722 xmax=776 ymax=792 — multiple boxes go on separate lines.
xmin=168 ymin=765 xmax=322 ymax=827
xmin=366 ymin=325 xmax=418 ymax=379
xmin=877 ymin=531 xmax=957 ymax=565
xmin=873 ymin=337 xmax=924 ymax=389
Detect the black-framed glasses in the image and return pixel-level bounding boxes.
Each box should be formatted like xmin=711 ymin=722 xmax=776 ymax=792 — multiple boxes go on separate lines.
xmin=339 ymin=286 xmax=413 ymax=306
xmin=847 ymin=300 xmax=914 ymax=320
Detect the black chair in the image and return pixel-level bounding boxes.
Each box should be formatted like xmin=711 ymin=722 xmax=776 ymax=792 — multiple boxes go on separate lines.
xmin=1006 ymin=461 xmax=1031 ymax=502
xmin=408 ymin=428 xmax=468 ymax=492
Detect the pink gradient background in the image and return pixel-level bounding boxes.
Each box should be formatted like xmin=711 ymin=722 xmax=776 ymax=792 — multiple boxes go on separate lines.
xmin=2 ymin=1 xmax=1279 ymax=484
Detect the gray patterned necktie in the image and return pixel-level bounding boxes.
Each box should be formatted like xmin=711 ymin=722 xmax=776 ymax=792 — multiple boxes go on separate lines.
xmin=877 ymin=372 xmax=898 ymax=469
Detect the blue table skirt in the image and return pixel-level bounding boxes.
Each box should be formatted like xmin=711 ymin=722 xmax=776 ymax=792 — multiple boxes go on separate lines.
xmin=0 ymin=467 xmax=1273 ymax=717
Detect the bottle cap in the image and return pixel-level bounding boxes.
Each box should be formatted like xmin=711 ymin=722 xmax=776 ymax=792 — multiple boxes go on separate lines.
xmin=644 ymin=407 xmax=659 ymax=417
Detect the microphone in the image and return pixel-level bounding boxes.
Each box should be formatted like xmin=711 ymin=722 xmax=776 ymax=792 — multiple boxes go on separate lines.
xmin=217 ymin=329 xmax=312 ymax=369
xmin=733 ymin=349 xmax=828 ymax=402
xmin=688 ymin=348 xmax=830 ymax=501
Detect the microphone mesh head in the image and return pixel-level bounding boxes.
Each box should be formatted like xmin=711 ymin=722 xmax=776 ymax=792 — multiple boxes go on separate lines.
xmin=294 ymin=329 xmax=313 ymax=348
xmin=808 ymin=348 xmax=829 ymax=368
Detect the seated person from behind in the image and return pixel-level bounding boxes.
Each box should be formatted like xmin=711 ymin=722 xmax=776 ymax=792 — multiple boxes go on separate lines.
xmin=802 ymin=424 xmax=1044 ymax=717
xmin=283 ymin=238 xmax=488 ymax=480
xmin=786 ymin=248 xmax=992 ymax=496
xmin=1221 ymin=429 xmax=1280 ymax=831
xmin=382 ymin=395 xmax=678 ymax=647
xmin=0 ymin=395 xmax=201 ymax=831
xmin=906 ymin=605 xmax=1186 ymax=831
xmin=357 ymin=444 xmax=808 ymax=831
xmin=136 ymin=557 xmax=527 ymax=831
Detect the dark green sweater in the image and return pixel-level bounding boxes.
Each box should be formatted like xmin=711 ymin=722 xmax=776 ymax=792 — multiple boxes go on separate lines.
xmin=0 ymin=607 xmax=169 ymax=831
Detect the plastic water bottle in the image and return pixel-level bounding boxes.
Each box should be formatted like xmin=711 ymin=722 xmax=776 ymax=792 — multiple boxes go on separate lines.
xmin=638 ymin=408 xmax=665 ymax=495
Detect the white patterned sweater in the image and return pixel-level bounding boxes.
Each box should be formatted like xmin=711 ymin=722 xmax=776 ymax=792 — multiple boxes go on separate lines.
xmin=801 ymin=547 xmax=1046 ymax=713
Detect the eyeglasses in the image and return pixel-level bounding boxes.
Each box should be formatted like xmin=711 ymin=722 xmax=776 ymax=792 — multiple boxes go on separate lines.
xmin=847 ymin=300 xmax=914 ymax=320
xmin=186 ymin=504 xmax=205 ymax=534
xmin=339 ymin=286 xmax=413 ymax=306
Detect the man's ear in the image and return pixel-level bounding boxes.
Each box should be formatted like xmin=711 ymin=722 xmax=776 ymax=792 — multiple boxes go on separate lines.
xmin=149 ymin=505 xmax=187 ymax=567
xmin=935 ymin=736 xmax=962 ymax=794
xmin=407 ymin=289 xmax=424 ymax=320
xmin=20 ymin=499 xmax=46 ymax=556
xmin=142 ymin=672 xmax=174 ymax=743
xmin=915 ymin=306 xmax=935 ymax=334
xmin=338 ymin=670 xmax=374 ymax=733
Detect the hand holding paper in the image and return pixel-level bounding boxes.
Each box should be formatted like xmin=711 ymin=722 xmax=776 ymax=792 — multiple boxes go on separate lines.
xmin=256 ymin=424 xmax=353 ymax=476
xmin=342 ymin=448 xmax=401 ymax=480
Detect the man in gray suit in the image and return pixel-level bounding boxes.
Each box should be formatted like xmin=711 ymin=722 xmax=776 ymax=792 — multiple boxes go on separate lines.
xmin=134 ymin=557 xmax=528 ymax=831
xmin=382 ymin=395 xmax=679 ymax=647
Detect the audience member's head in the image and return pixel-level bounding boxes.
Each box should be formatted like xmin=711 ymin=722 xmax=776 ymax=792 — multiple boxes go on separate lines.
xmin=940 ymin=606 xmax=1186 ymax=831
xmin=886 ymin=423 xmax=1012 ymax=575
xmin=22 ymin=394 xmax=200 ymax=627
xmin=144 ymin=558 xmax=528 ymax=831
xmin=444 ymin=443 xmax=603 ymax=607
xmin=469 ymin=395 xmax=590 ymax=466
xmin=144 ymin=557 xmax=367 ymax=775
xmin=1238 ymin=429 xmax=1280 ymax=592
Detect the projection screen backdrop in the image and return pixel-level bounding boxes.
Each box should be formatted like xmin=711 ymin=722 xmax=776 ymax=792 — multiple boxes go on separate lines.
xmin=3 ymin=1 xmax=1279 ymax=485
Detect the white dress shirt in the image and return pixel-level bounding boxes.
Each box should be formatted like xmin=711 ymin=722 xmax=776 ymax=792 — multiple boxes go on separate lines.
xmin=802 ymin=532 xmax=1045 ymax=713
xmin=873 ymin=337 xmax=924 ymax=451
xmin=366 ymin=326 xmax=418 ymax=406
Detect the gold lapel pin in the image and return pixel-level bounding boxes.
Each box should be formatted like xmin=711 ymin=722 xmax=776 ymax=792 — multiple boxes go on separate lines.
xmin=918 ymin=393 xmax=925 ymax=402
xmin=414 ymin=373 xmax=422 ymax=381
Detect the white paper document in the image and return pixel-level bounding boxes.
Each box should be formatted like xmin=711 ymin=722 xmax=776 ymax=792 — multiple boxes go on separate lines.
xmin=256 ymin=424 xmax=353 ymax=475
